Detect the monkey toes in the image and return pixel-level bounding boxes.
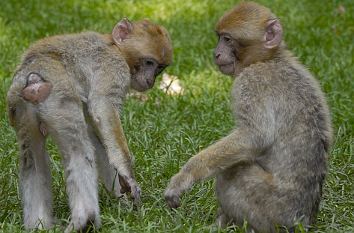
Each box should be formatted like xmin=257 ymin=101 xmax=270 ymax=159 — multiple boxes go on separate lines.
xmin=64 ymin=215 xmax=100 ymax=233
xmin=21 ymin=73 xmax=52 ymax=104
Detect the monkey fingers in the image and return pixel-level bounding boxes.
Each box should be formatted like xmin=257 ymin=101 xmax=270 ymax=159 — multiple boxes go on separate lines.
xmin=164 ymin=173 xmax=189 ymax=208
xmin=21 ymin=73 xmax=52 ymax=104
xmin=118 ymin=174 xmax=131 ymax=193
xmin=164 ymin=188 xmax=181 ymax=209
xmin=118 ymin=174 xmax=141 ymax=205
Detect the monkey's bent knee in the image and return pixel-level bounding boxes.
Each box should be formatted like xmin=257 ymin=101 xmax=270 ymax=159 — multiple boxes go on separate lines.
xmin=21 ymin=73 xmax=52 ymax=104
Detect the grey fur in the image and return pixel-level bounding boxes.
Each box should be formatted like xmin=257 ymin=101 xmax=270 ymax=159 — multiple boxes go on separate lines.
xmin=165 ymin=14 xmax=332 ymax=233
xmin=7 ymin=32 xmax=134 ymax=231
xmin=165 ymin=48 xmax=332 ymax=232
xmin=216 ymin=50 xmax=332 ymax=232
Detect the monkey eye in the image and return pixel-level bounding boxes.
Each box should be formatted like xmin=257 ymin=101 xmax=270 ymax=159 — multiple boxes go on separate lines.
xmin=223 ymin=35 xmax=231 ymax=42
xmin=145 ymin=59 xmax=156 ymax=66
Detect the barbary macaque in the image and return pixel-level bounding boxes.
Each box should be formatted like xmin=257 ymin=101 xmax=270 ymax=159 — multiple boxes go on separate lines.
xmin=165 ymin=2 xmax=332 ymax=232
xmin=7 ymin=18 xmax=172 ymax=232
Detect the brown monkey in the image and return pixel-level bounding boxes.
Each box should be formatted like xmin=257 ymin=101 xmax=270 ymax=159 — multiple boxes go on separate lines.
xmin=7 ymin=18 xmax=172 ymax=232
xmin=164 ymin=2 xmax=332 ymax=232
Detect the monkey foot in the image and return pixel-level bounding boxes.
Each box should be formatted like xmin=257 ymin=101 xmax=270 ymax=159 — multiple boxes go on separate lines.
xmin=64 ymin=214 xmax=101 ymax=233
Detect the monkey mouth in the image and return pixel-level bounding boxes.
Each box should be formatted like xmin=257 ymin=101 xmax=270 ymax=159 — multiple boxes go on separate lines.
xmin=218 ymin=63 xmax=235 ymax=75
xmin=145 ymin=79 xmax=155 ymax=89
xmin=219 ymin=63 xmax=233 ymax=68
xmin=134 ymin=83 xmax=149 ymax=92
xmin=131 ymin=79 xmax=147 ymax=92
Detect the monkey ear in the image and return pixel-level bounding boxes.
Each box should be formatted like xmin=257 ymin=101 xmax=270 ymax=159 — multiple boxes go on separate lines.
xmin=112 ymin=18 xmax=133 ymax=44
xmin=264 ymin=19 xmax=282 ymax=49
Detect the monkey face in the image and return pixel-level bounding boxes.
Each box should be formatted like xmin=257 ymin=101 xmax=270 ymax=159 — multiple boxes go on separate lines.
xmin=130 ymin=58 xmax=167 ymax=92
xmin=214 ymin=2 xmax=283 ymax=77
xmin=112 ymin=18 xmax=172 ymax=92
xmin=214 ymin=33 xmax=238 ymax=76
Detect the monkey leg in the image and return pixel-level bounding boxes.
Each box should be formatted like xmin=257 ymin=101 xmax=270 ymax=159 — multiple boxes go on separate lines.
xmin=40 ymin=94 xmax=101 ymax=232
xmin=87 ymin=126 xmax=123 ymax=198
xmin=216 ymin=164 xmax=299 ymax=233
xmin=15 ymin=104 xmax=54 ymax=229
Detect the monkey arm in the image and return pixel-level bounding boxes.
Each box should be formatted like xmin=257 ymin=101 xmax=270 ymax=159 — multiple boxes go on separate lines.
xmin=88 ymin=98 xmax=141 ymax=203
xmin=165 ymin=128 xmax=261 ymax=208
xmin=181 ymin=129 xmax=255 ymax=181
xmin=86 ymin=65 xmax=133 ymax=176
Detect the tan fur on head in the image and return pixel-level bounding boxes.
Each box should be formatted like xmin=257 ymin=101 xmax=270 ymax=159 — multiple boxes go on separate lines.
xmin=117 ymin=20 xmax=173 ymax=71
xmin=215 ymin=1 xmax=282 ymax=72
xmin=216 ymin=1 xmax=275 ymax=41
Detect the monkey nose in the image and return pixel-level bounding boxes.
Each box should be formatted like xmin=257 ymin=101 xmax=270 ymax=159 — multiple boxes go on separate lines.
xmin=215 ymin=53 xmax=221 ymax=59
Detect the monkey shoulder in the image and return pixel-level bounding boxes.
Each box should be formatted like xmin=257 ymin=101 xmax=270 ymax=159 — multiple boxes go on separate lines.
xmin=234 ymin=59 xmax=323 ymax=107
xmin=232 ymin=62 xmax=281 ymax=105
xmin=242 ymin=58 xmax=331 ymax=139
xmin=75 ymin=32 xmax=130 ymax=75
xmin=232 ymin=59 xmax=330 ymax=131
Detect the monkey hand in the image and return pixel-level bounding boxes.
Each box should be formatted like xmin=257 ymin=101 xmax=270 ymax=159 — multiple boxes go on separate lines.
xmin=164 ymin=187 xmax=181 ymax=209
xmin=119 ymin=174 xmax=142 ymax=206
xmin=164 ymin=172 xmax=191 ymax=208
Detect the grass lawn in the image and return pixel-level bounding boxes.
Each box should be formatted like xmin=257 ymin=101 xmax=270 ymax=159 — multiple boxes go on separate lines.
xmin=0 ymin=0 xmax=353 ymax=232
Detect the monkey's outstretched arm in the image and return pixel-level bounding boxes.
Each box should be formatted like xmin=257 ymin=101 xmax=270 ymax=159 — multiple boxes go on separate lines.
xmin=165 ymin=128 xmax=259 ymax=208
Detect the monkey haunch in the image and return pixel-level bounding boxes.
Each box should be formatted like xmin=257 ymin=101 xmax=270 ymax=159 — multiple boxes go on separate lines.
xmin=7 ymin=18 xmax=172 ymax=231
xmin=165 ymin=2 xmax=332 ymax=232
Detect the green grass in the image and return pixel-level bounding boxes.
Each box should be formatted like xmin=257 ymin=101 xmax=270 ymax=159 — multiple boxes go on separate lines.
xmin=0 ymin=0 xmax=353 ymax=232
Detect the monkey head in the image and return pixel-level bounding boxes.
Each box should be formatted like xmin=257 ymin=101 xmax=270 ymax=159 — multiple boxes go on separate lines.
xmin=214 ymin=2 xmax=283 ymax=76
xmin=112 ymin=18 xmax=173 ymax=92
